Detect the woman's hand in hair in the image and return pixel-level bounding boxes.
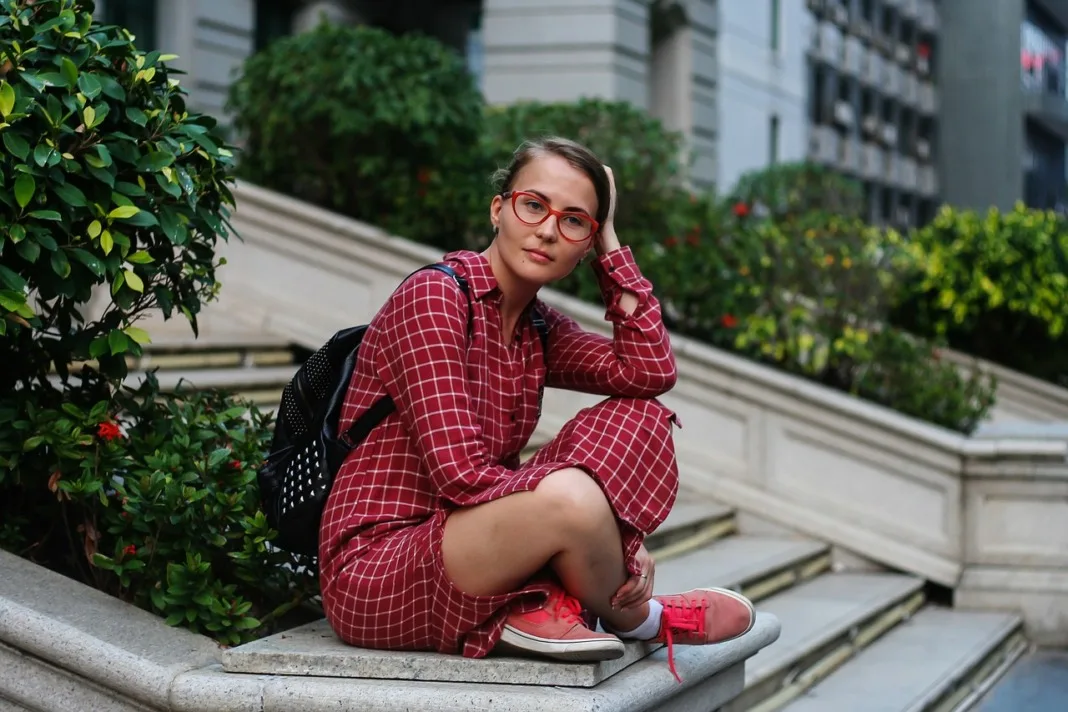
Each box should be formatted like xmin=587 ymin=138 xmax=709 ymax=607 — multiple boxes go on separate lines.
xmin=595 ymin=165 xmax=621 ymax=257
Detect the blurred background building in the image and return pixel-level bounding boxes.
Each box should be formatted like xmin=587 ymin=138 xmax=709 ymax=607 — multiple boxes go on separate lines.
xmin=93 ymin=0 xmax=1068 ymax=227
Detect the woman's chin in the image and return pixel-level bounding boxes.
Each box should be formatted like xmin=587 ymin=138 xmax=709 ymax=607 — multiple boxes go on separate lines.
xmin=515 ymin=259 xmax=568 ymax=286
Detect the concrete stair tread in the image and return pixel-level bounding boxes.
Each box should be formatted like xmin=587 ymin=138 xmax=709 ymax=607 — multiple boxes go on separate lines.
xmin=144 ymin=332 xmax=291 ymax=351
xmin=743 ymin=572 xmax=925 ymax=689
xmin=657 ymin=498 xmax=732 ymax=533
xmin=779 ymin=607 xmax=1024 ymax=712
xmin=131 ymin=365 xmax=297 ymax=390
xmin=654 ymin=535 xmax=829 ymax=597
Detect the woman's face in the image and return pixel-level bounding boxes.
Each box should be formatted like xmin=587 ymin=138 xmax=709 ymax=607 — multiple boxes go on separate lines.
xmin=489 ymin=154 xmax=598 ymax=287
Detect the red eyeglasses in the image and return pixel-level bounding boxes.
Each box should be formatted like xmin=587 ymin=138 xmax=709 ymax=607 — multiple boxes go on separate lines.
xmin=502 ymin=191 xmax=599 ymax=243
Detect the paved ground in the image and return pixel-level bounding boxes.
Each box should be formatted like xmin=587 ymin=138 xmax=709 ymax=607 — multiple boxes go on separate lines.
xmin=976 ymin=650 xmax=1068 ymax=711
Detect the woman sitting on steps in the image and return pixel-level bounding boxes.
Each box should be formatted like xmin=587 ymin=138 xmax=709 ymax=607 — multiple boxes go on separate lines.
xmin=318 ymin=136 xmax=755 ymax=679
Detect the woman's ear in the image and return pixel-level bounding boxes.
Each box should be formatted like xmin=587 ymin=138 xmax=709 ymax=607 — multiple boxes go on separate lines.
xmin=490 ymin=194 xmax=503 ymax=234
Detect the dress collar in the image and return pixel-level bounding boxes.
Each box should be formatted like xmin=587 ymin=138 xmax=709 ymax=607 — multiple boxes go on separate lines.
xmin=442 ymin=250 xmax=500 ymax=300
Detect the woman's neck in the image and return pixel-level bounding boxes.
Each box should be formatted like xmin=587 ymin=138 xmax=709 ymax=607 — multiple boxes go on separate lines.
xmin=483 ymin=243 xmax=538 ymax=331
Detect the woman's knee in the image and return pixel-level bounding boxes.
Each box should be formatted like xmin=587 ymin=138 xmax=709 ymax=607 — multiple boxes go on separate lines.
xmin=535 ymin=468 xmax=614 ymax=536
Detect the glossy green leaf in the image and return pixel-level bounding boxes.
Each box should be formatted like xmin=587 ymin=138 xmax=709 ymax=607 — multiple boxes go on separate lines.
xmin=16 ymin=240 xmax=40 ymax=263
xmin=124 ymin=269 xmax=144 ymax=292
xmin=3 ymin=132 xmax=30 ymax=160
xmin=69 ymin=248 xmax=104 ymax=276
xmin=126 ymin=251 xmax=154 ymax=264
xmin=14 ymin=174 xmax=35 ymax=208
xmin=76 ymin=72 xmax=101 ymax=98
xmin=108 ymin=205 xmax=140 ymax=220
xmin=0 ymin=80 xmax=14 ymax=117
xmin=51 ymin=249 xmax=71 ymax=278
xmin=107 ymin=328 xmax=129 ymax=355
xmin=60 ymin=56 xmax=78 ymax=87
xmin=52 ymin=181 xmax=87 ymax=206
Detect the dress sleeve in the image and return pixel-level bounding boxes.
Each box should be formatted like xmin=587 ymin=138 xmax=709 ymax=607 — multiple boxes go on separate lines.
xmin=372 ymin=270 xmax=517 ymax=507
xmin=542 ymin=246 xmax=677 ymax=397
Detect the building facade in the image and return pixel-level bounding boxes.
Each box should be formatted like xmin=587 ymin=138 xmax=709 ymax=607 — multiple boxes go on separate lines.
xmin=804 ymin=0 xmax=941 ymax=228
xmin=716 ymin=1 xmax=810 ymax=192
xmin=939 ymin=0 xmax=1068 ymax=212
xmin=92 ymin=0 xmax=1068 ymax=218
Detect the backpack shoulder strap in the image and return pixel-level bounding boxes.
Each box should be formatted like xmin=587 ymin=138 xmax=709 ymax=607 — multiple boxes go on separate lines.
xmin=421 ymin=263 xmax=474 ymax=339
xmin=531 ymin=306 xmax=550 ymax=356
xmin=340 ymin=262 xmax=473 ymax=447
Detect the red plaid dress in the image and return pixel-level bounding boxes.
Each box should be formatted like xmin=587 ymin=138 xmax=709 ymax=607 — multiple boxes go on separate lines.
xmin=319 ymin=247 xmax=680 ymax=657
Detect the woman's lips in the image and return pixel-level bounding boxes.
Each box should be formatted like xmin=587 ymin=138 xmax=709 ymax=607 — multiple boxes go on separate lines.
xmin=524 ymin=248 xmax=553 ymax=264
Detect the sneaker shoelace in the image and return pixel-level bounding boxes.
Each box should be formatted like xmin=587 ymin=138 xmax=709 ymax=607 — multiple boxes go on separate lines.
xmin=548 ymin=588 xmax=585 ymax=626
xmin=659 ymin=596 xmax=709 ymax=683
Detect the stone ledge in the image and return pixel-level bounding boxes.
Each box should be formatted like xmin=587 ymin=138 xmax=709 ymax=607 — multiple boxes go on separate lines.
xmin=172 ymin=615 xmax=780 ymax=712
xmin=0 ymin=551 xmax=218 ymax=710
xmin=221 ymin=618 xmax=658 ymax=687
xmin=0 ymin=549 xmax=781 ymax=711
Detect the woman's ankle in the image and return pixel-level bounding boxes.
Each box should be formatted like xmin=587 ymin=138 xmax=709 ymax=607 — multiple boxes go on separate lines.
xmin=602 ymin=600 xmax=657 ymax=638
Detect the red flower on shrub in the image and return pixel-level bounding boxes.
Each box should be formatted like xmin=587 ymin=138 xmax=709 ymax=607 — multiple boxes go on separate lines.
xmin=416 ymin=167 xmax=431 ymax=184
xmin=732 ymin=202 xmax=750 ymax=218
xmin=122 ymin=545 xmax=137 ymax=557
xmin=664 ymin=236 xmax=679 ymax=247
xmin=96 ymin=422 xmax=122 ymax=441
xmin=721 ymin=314 xmax=738 ymax=328
xmin=230 ymin=460 xmax=242 ymax=470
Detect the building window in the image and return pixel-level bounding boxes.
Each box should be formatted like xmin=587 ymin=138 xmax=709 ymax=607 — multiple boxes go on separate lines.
xmin=255 ymin=0 xmax=296 ymax=53
xmin=770 ymin=0 xmax=781 ymax=52
xmin=99 ymin=0 xmax=157 ymax=51
xmin=769 ymin=115 xmax=780 ymax=165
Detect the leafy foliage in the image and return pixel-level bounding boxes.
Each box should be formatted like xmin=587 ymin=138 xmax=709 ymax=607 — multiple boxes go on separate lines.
xmin=891 ymin=203 xmax=1068 ymax=387
xmin=227 ymin=22 xmax=488 ymax=250
xmin=0 ymin=0 xmax=235 ymax=389
xmin=0 ymin=0 xmax=316 ymax=644
xmin=727 ymin=161 xmax=866 ymax=221
xmin=0 ymin=377 xmax=318 ymax=645
xmin=639 ymin=189 xmax=996 ymax=433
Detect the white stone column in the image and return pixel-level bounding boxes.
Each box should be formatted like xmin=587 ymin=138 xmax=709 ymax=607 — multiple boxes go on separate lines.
xmin=647 ymin=0 xmax=716 ymax=186
xmin=480 ymin=0 xmax=650 ymax=108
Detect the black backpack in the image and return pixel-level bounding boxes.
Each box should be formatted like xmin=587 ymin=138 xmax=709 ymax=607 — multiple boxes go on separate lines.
xmin=257 ymin=263 xmax=549 ymax=558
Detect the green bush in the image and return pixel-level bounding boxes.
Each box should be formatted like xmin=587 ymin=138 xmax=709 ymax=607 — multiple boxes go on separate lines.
xmin=892 ymin=203 xmax=1068 ymax=387
xmin=0 ymin=0 xmax=315 ymax=643
xmin=483 ymin=98 xmax=689 ymax=302
xmin=643 ymin=195 xmax=996 ymax=433
xmin=227 ymin=22 xmax=488 ymax=250
xmin=0 ymin=378 xmax=318 ymax=644
xmin=727 ymin=161 xmax=866 ymax=221
xmin=0 ymin=0 xmax=232 ymax=386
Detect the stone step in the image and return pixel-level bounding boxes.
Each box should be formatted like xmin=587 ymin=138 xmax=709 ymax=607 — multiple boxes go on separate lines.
xmin=721 ymin=572 xmax=927 ymax=712
xmin=646 ymin=497 xmax=736 ymax=557
xmin=654 ymin=535 xmax=832 ymax=603
xmin=61 ymin=334 xmax=297 ymax=375
xmin=129 ymin=364 xmax=297 ymax=394
xmin=137 ymin=334 xmax=296 ymax=370
xmin=777 ymin=608 xmax=1026 ymax=712
xmin=0 ymin=697 xmax=32 ymax=712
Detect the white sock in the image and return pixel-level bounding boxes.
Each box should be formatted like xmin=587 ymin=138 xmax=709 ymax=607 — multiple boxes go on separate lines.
xmin=610 ymin=599 xmax=663 ymax=640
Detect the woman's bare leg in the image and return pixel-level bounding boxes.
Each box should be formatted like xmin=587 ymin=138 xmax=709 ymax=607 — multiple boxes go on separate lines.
xmin=441 ymin=467 xmax=648 ymax=632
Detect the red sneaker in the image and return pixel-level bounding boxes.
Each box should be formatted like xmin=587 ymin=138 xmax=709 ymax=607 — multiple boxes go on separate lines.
xmin=652 ymin=588 xmax=756 ymax=681
xmin=497 ymin=587 xmax=625 ymax=662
